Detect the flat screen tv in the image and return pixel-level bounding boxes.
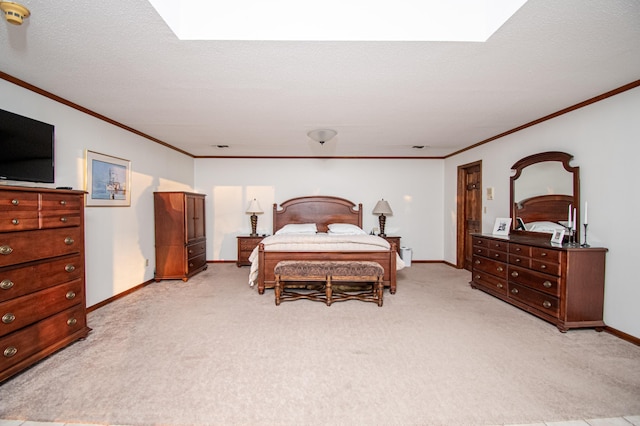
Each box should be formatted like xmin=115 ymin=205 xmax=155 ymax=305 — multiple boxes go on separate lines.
xmin=0 ymin=108 xmax=55 ymax=183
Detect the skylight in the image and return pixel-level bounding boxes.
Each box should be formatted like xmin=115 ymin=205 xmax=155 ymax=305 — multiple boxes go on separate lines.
xmin=148 ymin=0 xmax=527 ymax=42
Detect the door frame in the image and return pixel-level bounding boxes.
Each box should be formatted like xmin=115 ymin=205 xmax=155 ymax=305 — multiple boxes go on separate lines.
xmin=456 ymin=160 xmax=482 ymax=269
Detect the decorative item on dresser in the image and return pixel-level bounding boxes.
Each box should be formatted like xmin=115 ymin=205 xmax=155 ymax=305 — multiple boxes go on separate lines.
xmin=237 ymin=235 xmax=264 ymax=267
xmin=470 ymin=233 xmax=607 ymax=332
xmin=154 ymin=192 xmax=207 ymax=281
xmin=0 ymin=185 xmax=91 ymax=382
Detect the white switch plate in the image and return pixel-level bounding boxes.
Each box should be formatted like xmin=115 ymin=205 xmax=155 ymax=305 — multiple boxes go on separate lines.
xmin=486 ymin=187 xmax=494 ymax=200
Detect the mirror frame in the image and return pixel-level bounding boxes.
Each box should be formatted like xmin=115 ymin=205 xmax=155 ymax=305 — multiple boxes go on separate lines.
xmin=510 ymin=151 xmax=580 ymax=240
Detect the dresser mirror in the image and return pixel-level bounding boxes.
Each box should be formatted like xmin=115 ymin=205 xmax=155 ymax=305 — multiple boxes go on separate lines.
xmin=510 ymin=151 xmax=580 ymax=240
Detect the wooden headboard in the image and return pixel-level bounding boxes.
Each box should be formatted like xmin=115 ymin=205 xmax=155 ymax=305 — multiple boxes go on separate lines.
xmin=514 ymin=194 xmax=573 ymax=225
xmin=273 ymin=196 xmax=363 ymax=233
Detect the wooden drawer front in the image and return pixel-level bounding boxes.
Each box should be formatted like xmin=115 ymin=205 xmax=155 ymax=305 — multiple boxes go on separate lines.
xmin=0 ymin=254 xmax=83 ymax=302
xmin=509 ymin=254 xmax=531 ymax=268
xmin=473 ymin=246 xmax=489 ymax=257
xmin=508 ymin=265 xmax=560 ymax=297
xmin=488 ymin=240 xmax=508 ymax=253
xmin=473 ymin=256 xmax=507 ymax=279
xmin=0 ymin=279 xmax=83 ymax=337
xmin=510 ymin=243 xmax=531 ymax=257
xmin=472 ymin=270 xmax=507 ymax=295
xmin=0 ymin=210 xmax=39 ymax=232
xmin=488 ymin=250 xmax=508 ymax=262
xmin=472 ymin=237 xmax=490 ymax=247
xmin=187 ymin=241 xmax=206 ymax=259
xmin=0 ymin=227 xmax=83 ymax=268
xmin=531 ymin=247 xmax=560 ymax=263
xmin=239 ymin=238 xmax=261 ymax=251
xmin=0 ymin=305 xmax=86 ymax=372
xmin=41 ymin=212 xmax=81 ymax=229
xmin=187 ymin=254 xmax=206 ymax=274
xmin=508 ymin=283 xmax=559 ymax=316
xmin=0 ymin=191 xmax=38 ymax=212
xmin=530 ymin=259 xmax=560 ymax=276
xmin=40 ymin=193 xmax=82 ymax=211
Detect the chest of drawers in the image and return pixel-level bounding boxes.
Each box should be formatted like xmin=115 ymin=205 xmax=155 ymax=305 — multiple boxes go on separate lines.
xmin=470 ymin=234 xmax=607 ymax=332
xmin=237 ymin=236 xmax=264 ymax=267
xmin=0 ymin=186 xmax=90 ymax=382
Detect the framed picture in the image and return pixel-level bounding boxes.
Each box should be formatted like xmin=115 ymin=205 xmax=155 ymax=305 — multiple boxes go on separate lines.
xmin=492 ymin=217 xmax=512 ymax=236
xmin=550 ymin=228 xmax=565 ymax=245
xmin=85 ymin=150 xmax=131 ymax=207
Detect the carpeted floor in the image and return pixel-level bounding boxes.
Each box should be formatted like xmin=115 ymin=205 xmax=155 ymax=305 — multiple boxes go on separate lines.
xmin=0 ymin=263 xmax=639 ymax=426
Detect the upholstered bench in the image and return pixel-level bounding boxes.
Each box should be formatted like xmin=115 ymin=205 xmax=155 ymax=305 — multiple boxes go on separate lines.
xmin=274 ymin=260 xmax=384 ymax=307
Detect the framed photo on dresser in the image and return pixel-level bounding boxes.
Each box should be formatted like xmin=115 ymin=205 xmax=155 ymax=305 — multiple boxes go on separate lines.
xmin=492 ymin=217 xmax=512 ymax=236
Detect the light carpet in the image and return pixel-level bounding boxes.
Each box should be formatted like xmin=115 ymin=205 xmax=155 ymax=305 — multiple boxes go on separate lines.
xmin=0 ymin=263 xmax=639 ymax=426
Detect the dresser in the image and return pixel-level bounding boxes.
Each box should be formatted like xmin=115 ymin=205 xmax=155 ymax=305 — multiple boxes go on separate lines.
xmin=470 ymin=233 xmax=607 ymax=332
xmin=236 ymin=235 xmax=263 ymax=267
xmin=0 ymin=186 xmax=90 ymax=382
xmin=154 ymin=192 xmax=207 ymax=281
xmin=381 ymin=236 xmax=401 ymax=254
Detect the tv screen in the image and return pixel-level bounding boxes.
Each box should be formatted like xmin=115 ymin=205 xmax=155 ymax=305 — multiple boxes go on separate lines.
xmin=0 ymin=108 xmax=55 ymax=183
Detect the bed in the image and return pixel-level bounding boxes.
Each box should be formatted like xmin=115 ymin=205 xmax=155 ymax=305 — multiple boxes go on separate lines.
xmin=248 ymin=196 xmax=404 ymax=294
xmin=513 ymin=194 xmax=573 ymax=233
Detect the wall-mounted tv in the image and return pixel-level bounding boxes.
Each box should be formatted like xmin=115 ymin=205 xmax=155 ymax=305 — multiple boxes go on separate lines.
xmin=0 ymin=108 xmax=55 ymax=183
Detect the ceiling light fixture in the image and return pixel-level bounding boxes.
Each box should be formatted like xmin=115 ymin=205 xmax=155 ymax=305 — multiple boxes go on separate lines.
xmin=307 ymin=129 xmax=337 ymax=146
xmin=0 ymin=1 xmax=30 ymax=25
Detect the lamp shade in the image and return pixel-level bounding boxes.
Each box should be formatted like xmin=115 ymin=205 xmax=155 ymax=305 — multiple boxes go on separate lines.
xmin=246 ymin=198 xmax=263 ymax=214
xmin=372 ymin=199 xmax=393 ymax=215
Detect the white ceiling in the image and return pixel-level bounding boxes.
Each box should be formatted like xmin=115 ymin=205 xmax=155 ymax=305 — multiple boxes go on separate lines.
xmin=1 ymin=0 xmax=639 ymax=158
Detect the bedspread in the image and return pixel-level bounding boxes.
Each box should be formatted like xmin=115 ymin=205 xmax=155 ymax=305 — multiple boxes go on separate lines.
xmin=248 ymin=234 xmax=405 ymax=286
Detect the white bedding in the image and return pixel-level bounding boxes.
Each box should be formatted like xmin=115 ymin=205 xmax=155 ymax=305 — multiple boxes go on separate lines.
xmin=248 ymin=233 xmax=405 ymax=286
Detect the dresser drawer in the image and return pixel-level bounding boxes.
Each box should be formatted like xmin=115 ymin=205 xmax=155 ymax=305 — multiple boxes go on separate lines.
xmin=186 ymin=241 xmax=206 ymax=259
xmin=509 ymin=243 xmax=531 ymax=257
xmin=0 ymin=279 xmax=83 ymax=337
xmin=0 ymin=191 xmax=38 ymax=212
xmin=508 ymin=265 xmax=560 ymax=297
xmin=473 ymin=246 xmax=489 ymax=257
xmin=509 ymin=254 xmax=531 ymax=268
xmin=472 ymin=256 xmax=507 ymax=279
xmin=0 ymin=210 xmax=39 ymax=232
xmin=0 ymin=304 xmax=86 ymax=373
xmin=187 ymin=254 xmax=206 ymax=274
xmin=0 ymin=254 xmax=83 ymax=302
xmin=487 ymin=250 xmax=508 ymax=262
xmin=531 ymin=247 xmax=560 ymax=263
xmin=472 ymin=270 xmax=507 ymax=295
xmin=0 ymin=227 xmax=83 ymax=267
xmin=40 ymin=211 xmax=82 ymax=229
xmin=488 ymin=240 xmax=508 ymax=253
xmin=40 ymin=193 xmax=82 ymax=211
xmin=508 ymin=283 xmax=559 ymax=316
xmin=530 ymin=259 xmax=560 ymax=276
xmin=239 ymin=238 xmax=262 ymax=251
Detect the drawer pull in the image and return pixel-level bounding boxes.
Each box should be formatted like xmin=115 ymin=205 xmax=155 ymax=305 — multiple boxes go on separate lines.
xmin=515 ymin=258 xmax=521 ymax=263
xmin=0 ymin=245 xmax=13 ymax=255
xmin=65 ymin=264 xmax=76 ymax=273
xmin=494 ymin=253 xmax=500 ymax=258
xmin=11 ymin=199 xmax=19 ymax=206
xmin=2 ymin=313 xmax=16 ymax=324
xmin=540 ymin=264 xmax=547 ymax=269
xmin=67 ymin=318 xmax=77 ymax=326
xmin=496 ymin=266 xmax=504 ymax=272
xmin=66 ymin=291 xmax=76 ymax=300
xmin=64 ymin=237 xmax=75 ymax=245
xmin=540 ymin=252 xmax=547 ymax=257
xmin=515 ymin=247 xmax=521 ymax=252
xmin=3 ymin=346 xmax=17 ymax=358
xmin=543 ymin=280 xmax=552 ymax=288
xmin=189 ymin=249 xmax=193 ymax=254
xmin=476 ymin=249 xmax=482 ymax=253
xmin=11 ymin=218 xmax=19 ymax=225
xmin=543 ymin=301 xmax=552 ymax=309
xmin=474 ymin=260 xmax=480 ymax=265
xmin=497 ymin=283 xmax=503 ymax=289
xmin=511 ymin=271 xmax=519 ymax=277
xmin=60 ymin=200 xmax=67 ymax=206
xmin=189 ymin=262 xmax=194 ymax=267
xmin=474 ymin=274 xmax=480 ymax=279
xmin=61 ymin=217 xmax=68 ymax=223
xmin=1 ymin=279 xmax=14 ymax=290
xmin=511 ymin=288 xmax=519 ymax=295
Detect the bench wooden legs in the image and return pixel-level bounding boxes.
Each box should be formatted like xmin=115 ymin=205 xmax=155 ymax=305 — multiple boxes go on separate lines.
xmin=274 ymin=274 xmax=383 ymax=307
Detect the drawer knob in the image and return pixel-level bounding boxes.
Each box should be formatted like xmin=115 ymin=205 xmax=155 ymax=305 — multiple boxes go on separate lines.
xmin=497 ymin=283 xmax=503 ymax=289
xmin=0 ymin=279 xmax=14 ymax=290
xmin=515 ymin=247 xmax=521 ymax=252
xmin=65 ymin=264 xmax=76 ymax=273
xmin=11 ymin=218 xmax=19 ymax=225
xmin=64 ymin=237 xmax=75 ymax=245
xmin=543 ymin=301 xmax=552 ymax=309
xmin=476 ymin=249 xmax=482 ymax=253
xmin=67 ymin=318 xmax=77 ymax=326
xmin=511 ymin=271 xmax=519 ymax=277
xmin=474 ymin=274 xmax=480 ymax=279
xmin=0 ymin=245 xmax=13 ymax=255
xmin=496 ymin=266 xmax=504 ymax=272
xmin=3 ymin=346 xmax=17 ymax=358
xmin=543 ymin=280 xmax=552 ymax=288
xmin=2 ymin=313 xmax=16 ymax=324
xmin=61 ymin=217 xmax=68 ymax=223
xmin=66 ymin=291 xmax=76 ymax=300
xmin=511 ymin=288 xmax=519 ymax=295
xmin=494 ymin=253 xmax=500 ymax=258
xmin=515 ymin=258 xmax=521 ymax=263
xmin=60 ymin=200 xmax=67 ymax=206
xmin=189 ymin=249 xmax=193 ymax=254
xmin=11 ymin=199 xmax=19 ymax=206
xmin=189 ymin=262 xmax=194 ymax=267
xmin=541 ymin=252 xmax=547 ymax=257
xmin=541 ymin=264 xmax=547 ymax=269
xmin=474 ymin=260 xmax=480 ymax=265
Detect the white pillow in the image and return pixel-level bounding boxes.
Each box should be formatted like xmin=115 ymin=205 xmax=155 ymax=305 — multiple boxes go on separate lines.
xmin=275 ymin=223 xmax=317 ymax=235
xmin=327 ymin=223 xmax=367 ymax=235
xmin=525 ymin=221 xmax=566 ymax=233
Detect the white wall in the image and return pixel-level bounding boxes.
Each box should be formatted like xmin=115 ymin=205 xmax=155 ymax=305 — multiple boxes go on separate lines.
xmin=0 ymin=79 xmax=196 ymax=307
xmin=444 ymin=86 xmax=640 ymax=339
xmin=194 ymin=158 xmax=444 ymax=263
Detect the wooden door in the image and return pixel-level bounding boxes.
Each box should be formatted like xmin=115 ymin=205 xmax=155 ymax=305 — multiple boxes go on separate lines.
xmin=457 ymin=161 xmax=482 ymax=270
xmin=186 ymin=195 xmax=206 ymax=242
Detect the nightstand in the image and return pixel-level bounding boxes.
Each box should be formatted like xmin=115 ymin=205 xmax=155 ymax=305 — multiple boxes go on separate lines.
xmin=381 ymin=236 xmax=401 ymax=254
xmin=237 ymin=235 xmax=264 ymax=267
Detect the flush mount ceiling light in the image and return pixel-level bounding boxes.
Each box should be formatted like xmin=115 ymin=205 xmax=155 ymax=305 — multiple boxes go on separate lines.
xmin=0 ymin=1 xmax=30 ymax=25
xmin=148 ymin=0 xmax=527 ymax=41
xmin=307 ymin=129 xmax=337 ymax=146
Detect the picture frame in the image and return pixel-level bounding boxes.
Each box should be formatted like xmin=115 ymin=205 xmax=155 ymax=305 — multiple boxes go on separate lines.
xmin=85 ymin=150 xmax=131 ymax=207
xmin=492 ymin=217 xmax=512 ymax=236
xmin=550 ymin=228 xmax=565 ymax=245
